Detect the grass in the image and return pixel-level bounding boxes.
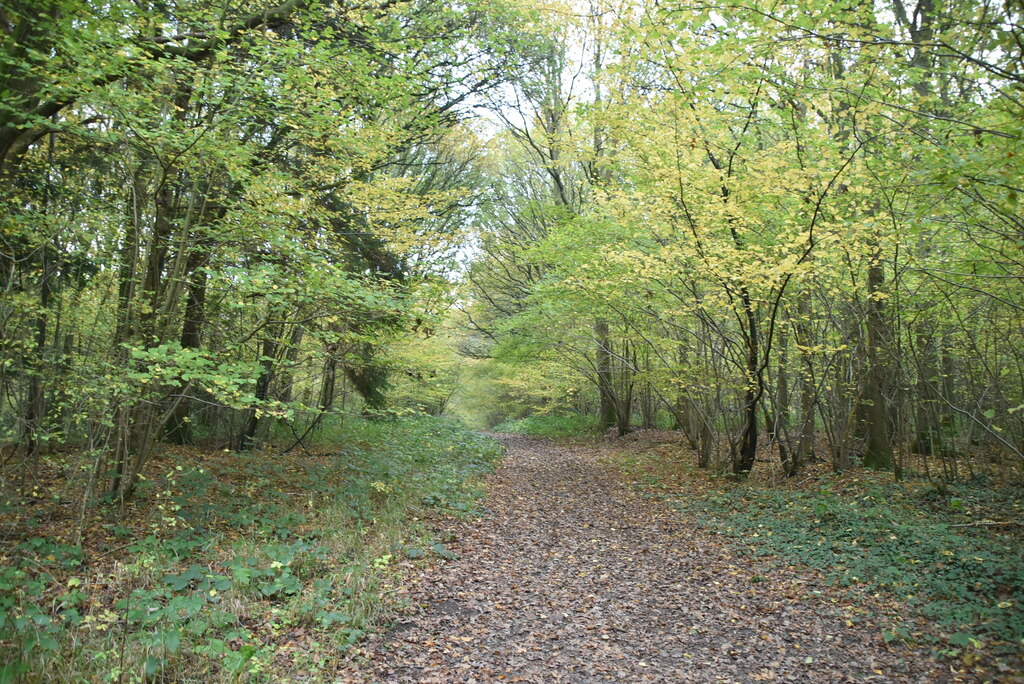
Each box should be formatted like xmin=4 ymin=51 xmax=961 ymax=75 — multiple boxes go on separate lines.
xmin=0 ymin=415 xmax=502 ymax=682
xmin=492 ymin=414 xmax=599 ymax=438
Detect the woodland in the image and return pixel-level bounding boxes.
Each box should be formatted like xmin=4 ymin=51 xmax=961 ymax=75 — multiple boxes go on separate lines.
xmin=0 ymin=0 xmax=1022 ymax=680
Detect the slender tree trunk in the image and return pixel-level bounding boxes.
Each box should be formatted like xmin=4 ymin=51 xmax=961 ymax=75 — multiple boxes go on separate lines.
xmin=23 ymin=237 xmax=51 ymax=470
xmin=239 ymin=327 xmax=280 ymax=451
xmin=278 ymin=325 xmax=304 ymax=404
xmin=595 ymin=318 xmax=615 ymax=431
xmin=862 ymin=256 xmax=893 ymax=469
xmin=795 ymin=294 xmax=816 ymax=465
xmin=697 ymin=417 xmax=713 ymax=469
xmin=613 ymin=340 xmax=635 ymax=436
xmin=775 ymin=329 xmax=798 ymax=477
xmin=733 ymin=287 xmax=759 ymax=475
xmin=672 ymin=342 xmax=700 ymax=449
xmin=22 ymin=128 xmax=57 ymax=473
xmin=640 ymin=388 xmax=654 ymax=429
xmin=914 ymin=325 xmax=943 ymax=456
xmin=107 ymin=174 xmax=143 ymax=498
xmin=113 ymin=179 xmax=179 ymax=499
xmin=164 ymin=264 xmax=207 ymax=444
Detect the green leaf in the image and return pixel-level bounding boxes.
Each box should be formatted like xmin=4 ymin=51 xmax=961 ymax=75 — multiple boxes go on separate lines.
xmin=36 ymin=635 xmax=59 ymax=651
xmin=144 ymin=656 xmax=163 ymax=676
xmin=947 ymin=632 xmax=973 ymax=647
xmin=163 ymin=629 xmax=181 ymax=653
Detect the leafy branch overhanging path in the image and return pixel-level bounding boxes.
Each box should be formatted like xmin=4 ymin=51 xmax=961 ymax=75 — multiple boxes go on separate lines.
xmin=354 ymin=436 xmax=949 ymax=682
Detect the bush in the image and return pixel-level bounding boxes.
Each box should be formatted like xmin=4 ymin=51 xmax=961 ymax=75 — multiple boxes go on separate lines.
xmin=0 ymin=416 xmax=501 ymax=681
xmin=492 ymin=414 xmax=599 ymax=438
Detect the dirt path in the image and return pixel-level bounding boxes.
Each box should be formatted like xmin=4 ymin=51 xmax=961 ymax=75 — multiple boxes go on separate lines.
xmin=355 ymin=435 xmax=957 ymax=683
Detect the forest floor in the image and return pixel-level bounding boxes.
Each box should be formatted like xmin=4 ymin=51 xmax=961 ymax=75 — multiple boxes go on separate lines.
xmin=350 ymin=434 xmax=1005 ymax=683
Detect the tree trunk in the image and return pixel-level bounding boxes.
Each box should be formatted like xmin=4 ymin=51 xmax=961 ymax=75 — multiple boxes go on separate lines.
xmin=318 ymin=357 xmax=338 ymax=412
xmin=278 ymin=325 xmax=304 ymax=404
xmin=164 ymin=264 xmax=207 ymax=444
xmin=795 ymin=294 xmax=816 ymax=465
xmin=733 ymin=287 xmax=759 ymax=475
xmin=595 ymin=318 xmax=615 ymax=431
xmin=613 ymin=340 xmax=635 ymax=436
xmin=22 ymin=128 xmax=58 ymax=474
xmin=775 ymin=329 xmax=798 ymax=477
xmin=862 ymin=257 xmax=893 ymax=469
xmin=914 ymin=325 xmax=943 ymax=456
xmin=21 ymin=248 xmax=50 ymax=479
xmin=238 ymin=328 xmax=280 ymax=451
xmin=672 ymin=342 xmax=700 ymax=449
xmin=111 ymin=177 xmax=180 ymax=499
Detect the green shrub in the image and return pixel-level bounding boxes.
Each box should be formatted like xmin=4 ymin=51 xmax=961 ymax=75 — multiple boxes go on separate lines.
xmin=492 ymin=414 xmax=599 ymax=437
xmin=0 ymin=415 xmax=501 ymax=681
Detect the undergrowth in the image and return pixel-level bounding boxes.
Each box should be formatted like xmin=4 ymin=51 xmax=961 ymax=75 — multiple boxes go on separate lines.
xmin=492 ymin=414 xmax=599 ymax=438
xmin=0 ymin=415 xmax=501 ymax=682
xmin=672 ymin=475 xmax=1024 ymax=664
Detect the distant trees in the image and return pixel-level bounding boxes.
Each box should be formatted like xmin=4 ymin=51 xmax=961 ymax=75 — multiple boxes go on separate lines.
xmin=463 ymin=0 xmax=1023 ymax=478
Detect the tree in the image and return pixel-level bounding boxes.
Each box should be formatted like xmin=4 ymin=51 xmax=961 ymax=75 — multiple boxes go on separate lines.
xmin=0 ymin=0 xmax=538 ymax=501
xmin=464 ymin=0 xmax=1023 ymax=477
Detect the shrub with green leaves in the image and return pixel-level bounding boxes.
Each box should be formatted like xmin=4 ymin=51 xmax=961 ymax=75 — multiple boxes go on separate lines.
xmin=0 ymin=416 xmax=501 ymax=681
xmin=492 ymin=414 xmax=599 ymax=438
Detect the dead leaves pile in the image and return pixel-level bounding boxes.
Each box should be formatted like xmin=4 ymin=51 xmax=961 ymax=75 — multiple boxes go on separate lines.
xmin=347 ymin=436 xmax=970 ymax=683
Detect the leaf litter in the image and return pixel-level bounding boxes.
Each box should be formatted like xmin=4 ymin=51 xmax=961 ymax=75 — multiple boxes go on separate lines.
xmin=345 ymin=435 xmax=981 ymax=683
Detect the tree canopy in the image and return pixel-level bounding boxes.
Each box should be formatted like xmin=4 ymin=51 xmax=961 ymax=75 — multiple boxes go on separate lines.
xmin=462 ymin=0 xmax=1023 ymax=479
